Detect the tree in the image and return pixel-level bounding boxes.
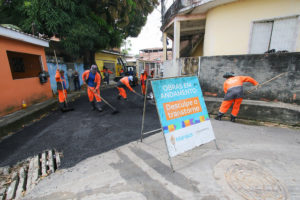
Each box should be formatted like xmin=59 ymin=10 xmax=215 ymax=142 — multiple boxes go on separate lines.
xmin=0 ymin=0 xmax=159 ymax=67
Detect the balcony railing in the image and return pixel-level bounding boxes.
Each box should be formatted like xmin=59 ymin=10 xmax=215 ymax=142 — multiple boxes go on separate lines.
xmin=162 ymin=0 xmax=204 ymax=28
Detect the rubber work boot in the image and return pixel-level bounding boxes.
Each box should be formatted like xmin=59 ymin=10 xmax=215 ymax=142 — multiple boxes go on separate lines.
xmin=63 ymin=102 xmax=74 ymax=112
xmin=95 ymin=102 xmax=103 ymax=112
xmin=215 ymin=112 xmax=224 ymax=121
xmin=230 ymin=114 xmax=236 ymax=122
xmin=90 ymin=101 xmax=96 ymax=111
xmin=59 ymin=102 xmax=66 ymax=112
xmin=60 ymin=102 xmax=74 ymax=112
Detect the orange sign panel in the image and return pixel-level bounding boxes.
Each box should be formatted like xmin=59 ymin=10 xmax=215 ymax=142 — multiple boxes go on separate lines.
xmin=163 ymin=97 xmax=202 ymax=120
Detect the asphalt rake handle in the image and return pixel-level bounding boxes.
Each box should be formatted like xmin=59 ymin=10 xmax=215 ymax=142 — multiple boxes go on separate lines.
xmin=54 ymin=50 xmax=74 ymax=113
xmin=247 ymin=72 xmax=288 ymax=94
xmin=133 ymin=91 xmax=144 ymax=98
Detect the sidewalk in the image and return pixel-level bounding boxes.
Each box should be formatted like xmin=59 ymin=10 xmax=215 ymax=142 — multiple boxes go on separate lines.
xmin=23 ymin=119 xmax=300 ymax=200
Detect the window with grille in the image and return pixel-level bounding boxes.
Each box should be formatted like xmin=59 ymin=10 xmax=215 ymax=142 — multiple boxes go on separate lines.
xmin=7 ymin=51 xmax=43 ymax=79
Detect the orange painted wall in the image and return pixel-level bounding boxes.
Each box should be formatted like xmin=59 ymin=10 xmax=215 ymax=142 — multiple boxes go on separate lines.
xmin=0 ymin=36 xmax=53 ymax=116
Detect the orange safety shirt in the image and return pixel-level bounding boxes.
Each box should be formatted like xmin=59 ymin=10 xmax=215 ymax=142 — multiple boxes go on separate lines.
xmin=140 ymin=73 xmax=147 ymax=85
xmin=223 ymin=76 xmax=258 ymax=100
xmin=55 ymin=70 xmax=67 ymax=90
xmin=119 ymin=76 xmax=134 ymax=92
xmin=82 ymin=70 xmax=101 ymax=89
xmin=101 ymin=69 xmax=113 ymax=75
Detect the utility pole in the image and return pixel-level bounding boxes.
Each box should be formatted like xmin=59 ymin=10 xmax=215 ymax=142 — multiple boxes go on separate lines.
xmin=161 ymin=0 xmax=168 ymax=61
xmin=161 ymin=0 xmax=165 ymax=21
xmin=31 ymin=22 xmax=35 ymax=35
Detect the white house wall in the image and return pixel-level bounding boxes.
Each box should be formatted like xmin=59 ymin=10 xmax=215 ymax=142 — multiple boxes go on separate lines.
xmin=203 ymin=0 xmax=300 ymax=56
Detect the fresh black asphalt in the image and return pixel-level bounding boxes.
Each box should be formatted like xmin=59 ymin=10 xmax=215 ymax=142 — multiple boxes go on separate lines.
xmin=0 ymin=86 xmax=160 ymax=168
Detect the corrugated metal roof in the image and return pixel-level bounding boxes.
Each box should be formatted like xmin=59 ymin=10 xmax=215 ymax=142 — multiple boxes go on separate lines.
xmin=0 ymin=25 xmax=50 ymax=47
xmin=140 ymin=47 xmax=172 ymax=52
xmin=0 ymin=25 xmax=49 ymax=41
xmin=100 ymin=50 xmax=124 ymax=56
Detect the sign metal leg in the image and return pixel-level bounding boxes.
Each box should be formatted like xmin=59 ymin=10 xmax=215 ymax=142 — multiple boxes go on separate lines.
xmin=168 ymin=156 xmax=175 ymax=172
xmin=214 ymin=139 xmax=220 ymax=150
xmin=140 ymin=80 xmax=149 ymax=142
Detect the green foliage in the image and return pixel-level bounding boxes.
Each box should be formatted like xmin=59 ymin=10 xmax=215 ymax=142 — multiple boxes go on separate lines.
xmin=0 ymin=0 xmax=159 ymax=60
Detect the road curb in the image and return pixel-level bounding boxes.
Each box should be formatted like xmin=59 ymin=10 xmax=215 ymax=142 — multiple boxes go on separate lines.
xmin=205 ymin=97 xmax=300 ymax=126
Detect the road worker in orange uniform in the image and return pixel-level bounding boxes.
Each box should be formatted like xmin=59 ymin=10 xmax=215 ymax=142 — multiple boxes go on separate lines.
xmin=55 ymin=69 xmax=73 ymax=112
xmin=215 ymin=72 xmax=259 ymax=122
xmin=140 ymin=70 xmax=148 ymax=95
xmin=119 ymin=68 xmax=125 ymax=76
xmin=101 ymin=66 xmax=113 ymax=85
xmin=82 ymin=65 xmax=103 ymax=112
xmin=117 ymin=76 xmax=136 ymax=100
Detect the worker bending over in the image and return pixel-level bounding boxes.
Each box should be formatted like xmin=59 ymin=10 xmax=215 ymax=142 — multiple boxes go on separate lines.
xmin=215 ymin=72 xmax=259 ymax=122
xmin=117 ymin=76 xmax=136 ymax=100
xmin=140 ymin=70 xmax=148 ymax=95
xmin=55 ymin=69 xmax=73 ymax=112
xmin=82 ymin=65 xmax=102 ymax=112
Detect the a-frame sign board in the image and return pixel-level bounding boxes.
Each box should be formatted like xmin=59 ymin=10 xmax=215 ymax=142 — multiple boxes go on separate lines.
xmin=140 ymin=76 xmax=218 ymax=171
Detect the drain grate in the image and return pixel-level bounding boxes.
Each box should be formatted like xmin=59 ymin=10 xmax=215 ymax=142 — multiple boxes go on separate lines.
xmin=0 ymin=149 xmax=62 ymax=200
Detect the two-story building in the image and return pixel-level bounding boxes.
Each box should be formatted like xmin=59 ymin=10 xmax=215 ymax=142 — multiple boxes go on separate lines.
xmin=161 ymin=0 xmax=300 ymax=60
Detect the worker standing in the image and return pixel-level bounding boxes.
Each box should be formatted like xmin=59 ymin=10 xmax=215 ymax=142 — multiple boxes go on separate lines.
xmin=101 ymin=66 xmax=113 ymax=85
xmin=140 ymin=70 xmax=148 ymax=95
xmin=150 ymin=70 xmax=154 ymax=78
xmin=215 ymin=72 xmax=259 ymax=122
xmin=117 ymin=76 xmax=136 ymax=100
xmin=82 ymin=65 xmax=103 ymax=112
xmin=119 ymin=68 xmax=125 ymax=76
xmin=55 ymin=69 xmax=73 ymax=112
xmin=72 ymin=70 xmax=80 ymax=91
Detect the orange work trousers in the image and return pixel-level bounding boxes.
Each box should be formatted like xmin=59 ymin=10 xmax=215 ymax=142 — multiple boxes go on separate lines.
xmin=117 ymin=87 xmax=127 ymax=99
xmin=58 ymin=90 xmax=67 ymax=103
xmin=141 ymin=84 xmax=146 ymax=95
xmin=87 ymin=87 xmax=101 ymax=102
xmin=219 ymin=98 xmax=243 ymax=117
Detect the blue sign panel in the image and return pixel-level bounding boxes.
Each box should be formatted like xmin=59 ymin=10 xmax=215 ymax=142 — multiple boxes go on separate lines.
xmin=151 ymin=76 xmax=215 ymax=157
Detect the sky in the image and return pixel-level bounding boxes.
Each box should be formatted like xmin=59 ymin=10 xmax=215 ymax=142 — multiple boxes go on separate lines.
xmin=123 ymin=1 xmax=173 ymax=56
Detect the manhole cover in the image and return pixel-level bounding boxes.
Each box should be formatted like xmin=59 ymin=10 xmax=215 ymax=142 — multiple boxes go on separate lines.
xmin=215 ymin=159 xmax=288 ymax=200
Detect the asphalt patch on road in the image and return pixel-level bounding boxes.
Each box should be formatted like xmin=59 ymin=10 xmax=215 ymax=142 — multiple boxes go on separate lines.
xmin=0 ymin=87 xmax=161 ymax=168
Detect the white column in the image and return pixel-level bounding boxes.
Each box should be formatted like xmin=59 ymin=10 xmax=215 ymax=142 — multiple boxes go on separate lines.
xmin=163 ymin=32 xmax=167 ymax=61
xmin=173 ymin=19 xmax=180 ymax=61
